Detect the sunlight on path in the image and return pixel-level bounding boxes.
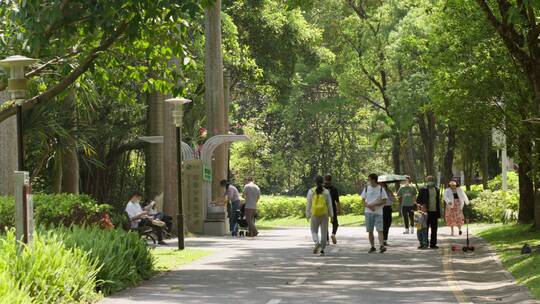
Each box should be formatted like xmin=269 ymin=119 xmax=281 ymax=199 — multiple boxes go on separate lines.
xmin=100 ymin=227 xmax=537 ymax=304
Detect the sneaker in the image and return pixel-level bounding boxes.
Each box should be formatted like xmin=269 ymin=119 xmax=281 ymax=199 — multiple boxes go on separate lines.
xmin=368 ymin=247 xmax=377 ymax=253
xmin=410 ymin=227 xmax=414 ymax=233
xmin=383 ymin=241 xmax=388 ymax=246
xmin=313 ymin=243 xmax=322 ymax=254
xmin=417 ymin=246 xmax=424 ymax=250
xmin=320 ymin=250 xmax=325 ymax=256
xmin=403 ymin=229 xmax=409 ymax=234
xmin=430 ymin=245 xmax=439 ymax=249
xmin=379 ymin=246 xmax=387 ymax=253
xmin=331 ymin=234 xmax=337 ymax=244
xmin=157 ymin=241 xmax=168 ymax=246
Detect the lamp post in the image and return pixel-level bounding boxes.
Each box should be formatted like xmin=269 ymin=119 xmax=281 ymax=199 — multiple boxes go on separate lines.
xmin=0 ymin=55 xmax=38 ymax=171
xmin=165 ymin=97 xmax=191 ymax=250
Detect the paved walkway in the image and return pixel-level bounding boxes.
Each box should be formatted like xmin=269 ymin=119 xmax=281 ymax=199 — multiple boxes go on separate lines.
xmin=101 ymin=226 xmax=538 ymax=304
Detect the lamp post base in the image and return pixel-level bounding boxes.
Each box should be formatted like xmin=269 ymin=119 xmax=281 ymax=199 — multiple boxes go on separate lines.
xmin=177 ymin=213 xmax=185 ymax=250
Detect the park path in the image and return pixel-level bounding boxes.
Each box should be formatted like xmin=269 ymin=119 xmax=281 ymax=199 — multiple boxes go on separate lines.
xmin=100 ymin=226 xmax=538 ymax=304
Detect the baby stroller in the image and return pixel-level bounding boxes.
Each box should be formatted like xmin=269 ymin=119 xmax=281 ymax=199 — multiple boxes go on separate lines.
xmin=236 ymin=204 xmax=250 ymax=237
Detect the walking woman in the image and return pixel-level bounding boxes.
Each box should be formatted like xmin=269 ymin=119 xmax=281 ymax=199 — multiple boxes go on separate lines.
xmin=380 ymin=182 xmax=396 ymax=246
xmin=306 ymin=176 xmax=334 ymax=256
xmin=443 ymin=180 xmax=469 ymax=236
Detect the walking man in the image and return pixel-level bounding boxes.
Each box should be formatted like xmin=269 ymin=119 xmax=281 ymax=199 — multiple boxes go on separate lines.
xmin=397 ymin=176 xmax=417 ymax=234
xmin=361 ymin=174 xmax=388 ymax=253
xmin=324 ymin=174 xmax=341 ymax=244
xmin=416 ymin=176 xmax=441 ymax=249
xmin=221 ymin=180 xmax=242 ymax=237
xmin=243 ymin=177 xmax=261 ymax=237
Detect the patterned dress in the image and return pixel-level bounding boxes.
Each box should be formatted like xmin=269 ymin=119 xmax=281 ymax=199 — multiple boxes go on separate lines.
xmin=445 ymin=192 xmax=464 ymax=226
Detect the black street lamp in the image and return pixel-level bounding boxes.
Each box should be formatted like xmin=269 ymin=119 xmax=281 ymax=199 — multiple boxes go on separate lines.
xmin=165 ymin=97 xmax=192 ymax=250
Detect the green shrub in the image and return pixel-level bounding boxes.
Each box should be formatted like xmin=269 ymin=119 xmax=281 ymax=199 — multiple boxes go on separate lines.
xmin=57 ymin=226 xmax=154 ymax=295
xmin=469 ymin=190 xmax=519 ymax=223
xmin=465 ymin=190 xmax=481 ymax=201
xmin=0 ymin=194 xmax=111 ymax=230
xmin=0 ymin=196 xmax=14 ymax=232
xmin=340 ymin=195 xmax=364 ymax=215
xmin=257 ymin=194 xmax=364 ymax=219
xmin=0 ymin=271 xmax=32 ymax=304
xmin=487 ymin=172 xmax=519 ymax=191
xmin=0 ymin=230 xmax=100 ymax=303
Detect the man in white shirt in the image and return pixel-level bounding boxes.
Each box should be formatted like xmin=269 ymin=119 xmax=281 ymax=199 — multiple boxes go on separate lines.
xmin=243 ymin=177 xmax=261 ymax=237
xmin=125 ymin=192 xmax=167 ymax=245
xmin=361 ymin=174 xmax=388 ymax=253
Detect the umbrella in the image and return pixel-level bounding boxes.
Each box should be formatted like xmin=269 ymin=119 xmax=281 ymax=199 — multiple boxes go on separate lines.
xmin=377 ymin=174 xmax=408 ymax=183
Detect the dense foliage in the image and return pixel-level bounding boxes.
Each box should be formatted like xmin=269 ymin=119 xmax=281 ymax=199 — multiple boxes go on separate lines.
xmin=0 ymin=0 xmax=539 ymax=223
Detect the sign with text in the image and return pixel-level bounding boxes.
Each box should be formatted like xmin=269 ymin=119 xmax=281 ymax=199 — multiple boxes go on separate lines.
xmin=202 ymin=163 xmax=212 ymax=182
xmin=183 ymin=160 xmax=205 ymax=233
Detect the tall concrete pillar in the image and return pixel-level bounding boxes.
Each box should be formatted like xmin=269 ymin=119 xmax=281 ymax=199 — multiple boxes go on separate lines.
xmin=204 ymin=0 xmax=228 ymax=203
xmin=145 ymin=92 xmax=164 ymax=200
xmin=0 ymin=90 xmax=18 ymax=195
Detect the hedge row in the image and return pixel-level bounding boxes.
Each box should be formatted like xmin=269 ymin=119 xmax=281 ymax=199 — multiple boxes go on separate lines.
xmin=0 ymin=194 xmax=111 ymax=231
xmin=257 ymin=194 xmax=389 ymax=219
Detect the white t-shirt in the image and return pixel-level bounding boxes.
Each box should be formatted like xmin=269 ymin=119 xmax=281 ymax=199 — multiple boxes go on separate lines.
xmin=361 ymin=185 xmax=388 ymax=215
xmin=125 ymin=201 xmax=144 ymax=228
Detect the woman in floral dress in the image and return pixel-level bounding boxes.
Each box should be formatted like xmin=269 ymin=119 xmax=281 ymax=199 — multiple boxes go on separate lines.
xmin=443 ymin=180 xmax=469 ymax=236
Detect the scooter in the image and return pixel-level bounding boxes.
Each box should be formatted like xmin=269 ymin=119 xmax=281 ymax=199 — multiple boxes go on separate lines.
xmin=462 ymin=217 xmax=475 ymax=252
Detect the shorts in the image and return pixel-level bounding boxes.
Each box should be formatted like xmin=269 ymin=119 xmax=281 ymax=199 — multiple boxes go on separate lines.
xmin=365 ymin=212 xmax=383 ymax=233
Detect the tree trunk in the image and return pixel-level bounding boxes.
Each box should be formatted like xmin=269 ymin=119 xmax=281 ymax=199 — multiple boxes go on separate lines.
xmin=535 ymin=185 xmax=540 ymax=229
xmin=52 ymin=156 xmax=63 ymax=193
xmin=517 ymin=132 xmax=535 ymax=223
xmin=205 ymin=0 xmax=227 ymax=201
xmin=417 ymin=112 xmax=436 ymax=177
xmin=402 ymin=130 xmax=417 ymax=181
xmin=145 ymin=92 xmax=164 ymax=200
xmin=442 ymin=125 xmax=456 ymax=185
xmin=61 ymin=90 xmax=80 ymax=194
xmin=392 ymin=131 xmax=401 ymax=174
xmin=480 ymin=130 xmax=489 ymax=188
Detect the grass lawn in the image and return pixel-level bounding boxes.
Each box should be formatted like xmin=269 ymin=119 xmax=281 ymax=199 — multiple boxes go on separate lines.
xmin=474 ymin=224 xmax=540 ymax=299
xmin=152 ymin=248 xmax=212 ymax=272
xmin=257 ymin=212 xmax=404 ymax=229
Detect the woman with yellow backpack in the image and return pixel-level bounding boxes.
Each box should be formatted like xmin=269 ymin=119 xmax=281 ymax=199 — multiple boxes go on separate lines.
xmin=306 ymin=176 xmax=334 ymax=256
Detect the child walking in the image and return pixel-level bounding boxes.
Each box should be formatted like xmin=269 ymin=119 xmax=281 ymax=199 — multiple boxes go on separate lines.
xmin=306 ymin=176 xmax=334 ymax=256
xmin=414 ymin=204 xmax=429 ymax=249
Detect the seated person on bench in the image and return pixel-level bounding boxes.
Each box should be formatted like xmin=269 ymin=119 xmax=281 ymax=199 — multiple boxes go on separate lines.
xmin=146 ymin=193 xmax=173 ymax=235
xmin=125 ymin=192 xmax=167 ymax=245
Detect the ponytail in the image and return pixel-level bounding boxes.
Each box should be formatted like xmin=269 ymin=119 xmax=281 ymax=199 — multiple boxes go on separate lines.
xmin=315 ymin=175 xmax=324 ymax=194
